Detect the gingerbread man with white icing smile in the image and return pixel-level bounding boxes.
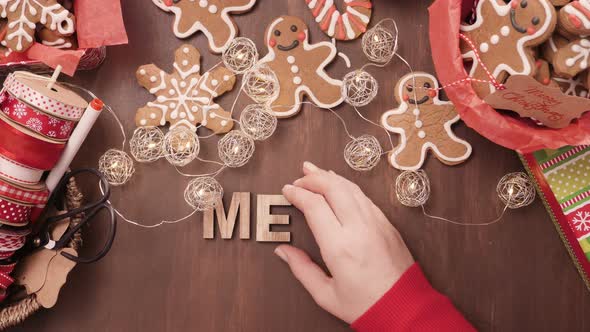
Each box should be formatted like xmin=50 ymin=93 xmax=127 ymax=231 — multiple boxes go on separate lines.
xmin=381 ymin=72 xmax=472 ymax=171
xmin=258 ymin=16 xmax=343 ymax=118
xmin=461 ymin=0 xmax=556 ymax=98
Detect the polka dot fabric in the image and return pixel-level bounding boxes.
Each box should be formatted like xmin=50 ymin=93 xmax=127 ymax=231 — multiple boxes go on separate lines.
xmin=4 ymin=74 xmax=85 ymax=121
xmin=0 ymin=233 xmax=25 ymax=252
xmin=0 ymin=197 xmax=32 ymax=226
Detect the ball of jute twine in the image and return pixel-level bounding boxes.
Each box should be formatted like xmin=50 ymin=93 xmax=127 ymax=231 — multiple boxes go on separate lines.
xmin=0 ymin=178 xmax=83 ymax=330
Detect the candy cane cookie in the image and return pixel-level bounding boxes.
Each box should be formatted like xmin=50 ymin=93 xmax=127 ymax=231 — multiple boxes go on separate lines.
xmin=558 ymin=0 xmax=590 ymax=36
xmin=306 ymin=0 xmax=373 ymax=41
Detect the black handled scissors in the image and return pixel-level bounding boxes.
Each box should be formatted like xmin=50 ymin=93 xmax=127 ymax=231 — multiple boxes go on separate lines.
xmin=7 ymin=168 xmax=117 ymax=264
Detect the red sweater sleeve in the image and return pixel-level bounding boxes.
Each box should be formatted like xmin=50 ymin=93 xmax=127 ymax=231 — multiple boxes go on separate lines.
xmin=351 ymin=263 xmax=476 ymax=332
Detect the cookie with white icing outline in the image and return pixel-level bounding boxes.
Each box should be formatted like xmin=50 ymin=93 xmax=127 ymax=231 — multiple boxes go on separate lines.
xmin=557 ymin=0 xmax=590 ymax=36
xmin=0 ymin=0 xmax=75 ymax=52
xmin=380 ymin=72 xmax=472 ymax=171
xmin=553 ymin=72 xmax=589 ymax=97
xmin=258 ymin=16 xmax=343 ymax=118
xmin=541 ymin=33 xmax=569 ymax=64
xmin=152 ymin=0 xmax=256 ymax=54
xmin=135 ymin=44 xmax=236 ymax=134
xmin=306 ymin=0 xmax=373 ymax=41
xmin=37 ymin=28 xmax=77 ymax=50
xmin=553 ymin=37 xmax=590 ymax=77
xmin=460 ymin=0 xmax=557 ymax=98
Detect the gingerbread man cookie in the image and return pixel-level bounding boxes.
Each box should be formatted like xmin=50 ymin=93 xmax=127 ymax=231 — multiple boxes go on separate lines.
xmin=258 ymin=16 xmax=343 ymax=118
xmin=152 ymin=0 xmax=256 ymax=54
xmin=380 ymin=72 xmax=472 ymax=171
xmin=306 ymin=0 xmax=373 ymax=41
xmin=135 ymin=44 xmax=236 ymax=133
xmin=557 ymin=0 xmax=590 ymax=36
xmin=0 ymin=0 xmax=75 ymax=52
xmin=461 ymin=0 xmax=557 ymax=98
xmin=37 ymin=28 xmax=77 ymax=50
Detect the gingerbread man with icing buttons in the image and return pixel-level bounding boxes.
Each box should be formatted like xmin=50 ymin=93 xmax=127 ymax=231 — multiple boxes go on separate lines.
xmin=381 ymin=72 xmax=472 ymax=171
xmin=258 ymin=16 xmax=343 ymax=118
xmin=460 ymin=0 xmax=556 ymax=98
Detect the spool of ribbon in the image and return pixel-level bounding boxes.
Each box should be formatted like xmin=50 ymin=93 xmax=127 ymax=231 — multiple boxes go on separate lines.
xmin=0 ymin=92 xmax=77 ymax=141
xmin=0 ymin=154 xmax=44 ymax=186
xmin=4 ymin=72 xmax=88 ymax=121
xmin=0 ymin=232 xmax=26 ymax=252
xmin=0 ymin=196 xmax=33 ymax=227
xmin=0 ymin=177 xmax=49 ymax=206
xmin=0 ymin=115 xmax=66 ymax=170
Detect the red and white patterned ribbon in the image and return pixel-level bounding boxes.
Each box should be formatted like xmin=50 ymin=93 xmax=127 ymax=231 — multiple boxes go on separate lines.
xmin=0 ymin=196 xmax=32 ymax=226
xmin=0 ymin=154 xmax=44 ymax=186
xmin=0 ymin=92 xmax=77 ymax=141
xmin=0 ymin=177 xmax=49 ymax=205
xmin=4 ymin=74 xmax=85 ymax=121
xmin=0 ymin=232 xmax=25 ymax=252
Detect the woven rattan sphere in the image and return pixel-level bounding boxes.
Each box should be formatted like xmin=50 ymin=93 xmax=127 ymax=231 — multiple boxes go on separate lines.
xmin=395 ymin=170 xmax=430 ymax=207
xmin=344 ymin=135 xmax=382 ymax=171
xmin=239 ymin=104 xmax=277 ymax=141
xmin=130 ymin=126 xmax=165 ymax=163
xmin=184 ymin=176 xmax=224 ymax=211
xmin=243 ymin=64 xmax=279 ymax=104
xmin=98 ymin=149 xmax=135 ymax=186
xmin=362 ymin=22 xmax=398 ymax=63
xmin=162 ymin=126 xmax=200 ymax=167
xmin=497 ymin=172 xmax=536 ymax=209
xmin=218 ymin=130 xmax=255 ymax=168
xmin=222 ymin=37 xmax=258 ymax=74
xmin=342 ymin=70 xmax=379 ymax=107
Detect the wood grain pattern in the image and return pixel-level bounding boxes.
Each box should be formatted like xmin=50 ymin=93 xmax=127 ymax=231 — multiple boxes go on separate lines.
xmin=203 ymin=192 xmax=251 ymax=240
xmin=11 ymin=0 xmax=590 ymax=331
xmin=255 ymin=195 xmax=292 ymax=243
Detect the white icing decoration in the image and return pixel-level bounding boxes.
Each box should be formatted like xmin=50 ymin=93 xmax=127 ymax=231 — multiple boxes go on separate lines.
xmin=208 ymin=5 xmax=217 ymax=14
xmin=293 ymin=76 xmax=302 ymax=85
xmin=140 ymin=119 xmax=147 ymax=125
xmin=490 ymin=35 xmax=499 ymax=45
xmin=211 ymin=79 xmax=219 ymax=86
xmin=223 ymin=75 xmax=230 ymax=81
xmin=287 ymin=56 xmax=295 ymax=64
xmin=553 ymin=76 xmax=589 ymax=96
xmin=328 ymin=11 xmax=339 ymax=37
xmin=347 ymin=7 xmax=370 ymax=24
xmin=564 ymin=0 xmax=590 ymax=30
xmin=415 ymin=120 xmax=423 ymax=128
xmin=139 ymin=69 xmax=146 ymax=75
xmin=418 ymin=131 xmax=426 ymax=139
xmin=412 ymin=108 xmax=420 ymax=116
xmin=315 ymin=0 xmax=333 ymax=23
xmin=342 ymin=13 xmax=356 ymax=40
xmin=168 ymin=89 xmax=175 ymax=95
xmin=257 ymin=17 xmax=343 ymax=117
xmin=460 ymin=0 xmax=554 ymax=94
xmin=501 ymin=26 xmax=510 ymax=36
xmin=150 ymin=113 xmax=157 ymax=119
xmin=220 ymin=120 xmax=228 ymax=126
xmin=199 ymin=0 xmax=207 ymax=8
xmin=480 ymin=42 xmax=489 ymax=53
xmin=565 ymin=39 xmax=590 ymax=69
xmin=180 ymin=81 xmax=187 ymax=88
xmin=149 ymin=71 xmax=167 ymax=94
xmin=291 ymin=65 xmax=299 ymax=73
xmin=41 ymin=38 xmax=72 ymax=49
xmin=380 ymin=73 xmax=472 ymax=171
xmin=182 ymin=60 xmax=189 ymax=66
xmin=151 ymin=0 xmax=257 ymax=54
xmin=173 ymin=62 xmax=200 ymax=80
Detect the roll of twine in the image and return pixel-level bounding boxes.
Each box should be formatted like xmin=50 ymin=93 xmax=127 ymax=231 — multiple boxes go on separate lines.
xmin=0 ymin=114 xmax=65 ymax=170
xmin=0 ymin=92 xmax=77 ymax=141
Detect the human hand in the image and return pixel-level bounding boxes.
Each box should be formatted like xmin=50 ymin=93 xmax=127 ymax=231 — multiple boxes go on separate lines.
xmin=275 ymin=162 xmax=415 ymax=324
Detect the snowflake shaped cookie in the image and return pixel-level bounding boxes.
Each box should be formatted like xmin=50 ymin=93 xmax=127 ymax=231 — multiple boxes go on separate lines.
xmin=152 ymin=0 xmax=256 ymax=54
xmin=136 ymin=44 xmax=236 ymax=133
xmin=0 ymin=0 xmax=76 ymax=52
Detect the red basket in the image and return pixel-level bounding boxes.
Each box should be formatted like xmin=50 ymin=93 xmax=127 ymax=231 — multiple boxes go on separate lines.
xmin=428 ymin=0 xmax=590 ymax=153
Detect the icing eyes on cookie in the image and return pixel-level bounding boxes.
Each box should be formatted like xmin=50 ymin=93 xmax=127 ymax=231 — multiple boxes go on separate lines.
xmin=274 ymin=30 xmax=281 ymax=36
xmin=532 ymin=16 xmax=540 ymax=25
xmin=406 ymin=85 xmax=413 ymax=92
xmin=520 ymin=0 xmax=528 ymax=8
xmin=423 ymin=82 xmax=431 ymax=89
xmin=290 ymin=25 xmax=298 ymax=32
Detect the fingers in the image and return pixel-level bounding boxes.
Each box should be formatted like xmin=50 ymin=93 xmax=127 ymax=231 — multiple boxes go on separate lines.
xmin=282 ymin=184 xmax=341 ymax=247
xmin=275 ymin=245 xmax=334 ymax=309
xmin=295 ymin=163 xmax=364 ymax=225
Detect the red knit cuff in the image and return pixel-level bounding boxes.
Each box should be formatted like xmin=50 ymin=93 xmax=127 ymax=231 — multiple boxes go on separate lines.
xmin=351 ymin=263 xmax=476 ymax=332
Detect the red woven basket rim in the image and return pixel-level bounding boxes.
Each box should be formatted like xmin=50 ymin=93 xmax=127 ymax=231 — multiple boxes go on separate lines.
xmin=428 ymin=0 xmax=590 ymax=153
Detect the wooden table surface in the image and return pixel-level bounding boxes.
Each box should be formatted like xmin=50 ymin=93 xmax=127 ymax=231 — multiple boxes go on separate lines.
xmin=13 ymin=0 xmax=590 ymax=331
